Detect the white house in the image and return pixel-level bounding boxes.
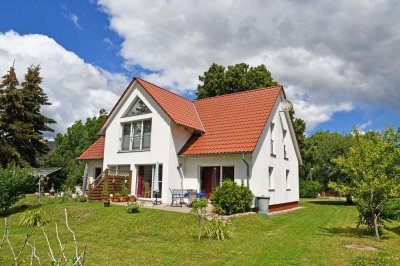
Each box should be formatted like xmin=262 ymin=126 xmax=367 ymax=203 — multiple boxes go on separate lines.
xmin=79 ymin=77 xmax=302 ymax=212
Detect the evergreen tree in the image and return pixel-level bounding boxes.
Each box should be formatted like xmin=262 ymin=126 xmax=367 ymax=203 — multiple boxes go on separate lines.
xmin=0 ymin=65 xmax=30 ymax=167
xmin=0 ymin=64 xmax=55 ymax=167
xmin=21 ymin=65 xmax=55 ymax=163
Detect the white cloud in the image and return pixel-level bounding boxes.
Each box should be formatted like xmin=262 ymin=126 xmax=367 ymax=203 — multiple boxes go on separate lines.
xmin=98 ymin=0 xmax=400 ymax=130
xmin=0 ymin=31 xmax=128 ymax=136
xmin=355 ymin=120 xmax=373 ymax=134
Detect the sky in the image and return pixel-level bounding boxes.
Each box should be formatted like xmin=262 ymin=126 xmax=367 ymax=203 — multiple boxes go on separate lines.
xmin=0 ymin=0 xmax=399 ymax=138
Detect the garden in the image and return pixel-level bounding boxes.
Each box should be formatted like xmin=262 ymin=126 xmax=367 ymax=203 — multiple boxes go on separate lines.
xmin=0 ymin=196 xmax=399 ymax=265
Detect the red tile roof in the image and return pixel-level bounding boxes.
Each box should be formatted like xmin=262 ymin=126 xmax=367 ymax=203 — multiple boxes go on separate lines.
xmin=179 ymin=86 xmax=282 ymax=155
xmin=81 ymin=78 xmax=283 ymax=159
xmin=78 ymin=136 xmax=105 ymax=160
xmin=136 ymin=78 xmax=204 ymax=132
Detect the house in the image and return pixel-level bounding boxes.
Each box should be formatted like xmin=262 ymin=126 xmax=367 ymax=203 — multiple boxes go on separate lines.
xmin=79 ymin=77 xmax=302 ymax=212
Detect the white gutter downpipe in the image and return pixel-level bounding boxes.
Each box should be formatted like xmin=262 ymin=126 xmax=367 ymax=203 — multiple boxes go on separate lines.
xmin=241 ymin=153 xmax=250 ymax=187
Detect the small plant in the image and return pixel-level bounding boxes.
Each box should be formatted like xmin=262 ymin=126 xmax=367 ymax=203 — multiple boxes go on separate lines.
xmin=19 ymin=208 xmax=49 ymax=227
xmin=126 ymin=202 xmax=140 ymax=213
xmin=101 ymin=182 xmax=110 ymax=198
xmin=211 ymin=180 xmax=253 ymax=215
xmin=299 ymin=180 xmax=321 ymax=198
xmin=191 ymin=198 xmax=208 ymax=241
xmin=114 ymin=192 xmax=121 ymax=197
xmin=206 ymin=219 xmax=233 ymax=240
xmin=120 ymin=183 xmax=129 ymax=197
xmin=78 ymin=195 xmax=87 ymax=202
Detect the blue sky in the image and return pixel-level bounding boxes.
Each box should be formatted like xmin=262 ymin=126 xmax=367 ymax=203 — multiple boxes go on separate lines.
xmin=0 ymin=0 xmax=399 ymax=136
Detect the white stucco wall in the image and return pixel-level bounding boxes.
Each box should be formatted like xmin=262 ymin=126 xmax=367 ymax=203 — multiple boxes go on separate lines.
xmin=86 ymin=159 xmax=103 ymax=184
xmin=181 ymin=154 xmax=248 ymax=191
xmin=102 ymin=82 xmax=192 ymax=203
xmin=251 ymin=91 xmax=300 ymax=205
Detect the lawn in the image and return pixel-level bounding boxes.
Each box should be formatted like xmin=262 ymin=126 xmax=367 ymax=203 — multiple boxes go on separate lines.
xmin=1 ymin=197 xmax=399 ymax=265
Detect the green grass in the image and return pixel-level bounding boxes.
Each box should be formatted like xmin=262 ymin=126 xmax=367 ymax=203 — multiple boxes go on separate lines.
xmin=1 ymin=197 xmax=399 ymax=265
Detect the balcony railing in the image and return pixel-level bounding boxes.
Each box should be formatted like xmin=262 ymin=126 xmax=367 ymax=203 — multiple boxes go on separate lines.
xmin=120 ymin=134 xmax=151 ymax=151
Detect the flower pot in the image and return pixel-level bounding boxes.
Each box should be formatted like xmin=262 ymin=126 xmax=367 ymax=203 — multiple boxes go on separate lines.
xmin=128 ymin=196 xmax=137 ymax=202
xmin=104 ymin=201 xmax=110 ymax=207
xmin=131 ymin=208 xmax=139 ymax=213
xmin=101 ymin=197 xmax=108 ymax=203
xmin=120 ymin=197 xmax=127 ymax=202
xmin=112 ymin=197 xmax=120 ymax=202
xmin=123 ymin=196 xmax=130 ymax=202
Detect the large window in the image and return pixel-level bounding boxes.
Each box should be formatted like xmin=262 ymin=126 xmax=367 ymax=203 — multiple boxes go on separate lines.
xmin=121 ymin=119 xmax=152 ymax=151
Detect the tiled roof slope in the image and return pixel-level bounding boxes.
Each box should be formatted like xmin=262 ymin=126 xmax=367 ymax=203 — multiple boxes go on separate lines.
xmin=78 ymin=136 xmax=105 ymax=160
xmin=136 ymin=78 xmax=204 ymax=132
xmin=179 ymin=86 xmax=282 ymax=155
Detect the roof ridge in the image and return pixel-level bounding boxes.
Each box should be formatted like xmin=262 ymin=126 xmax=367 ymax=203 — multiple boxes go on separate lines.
xmin=192 ymin=85 xmax=283 ymax=103
xmin=136 ymin=77 xmax=193 ymax=103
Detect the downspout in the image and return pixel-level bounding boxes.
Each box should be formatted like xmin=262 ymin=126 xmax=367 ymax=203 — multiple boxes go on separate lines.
xmin=242 ymin=153 xmax=250 ymax=187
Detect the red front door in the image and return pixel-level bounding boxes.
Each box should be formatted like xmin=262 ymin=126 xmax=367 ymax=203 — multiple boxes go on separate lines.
xmin=201 ymin=167 xmax=221 ymax=198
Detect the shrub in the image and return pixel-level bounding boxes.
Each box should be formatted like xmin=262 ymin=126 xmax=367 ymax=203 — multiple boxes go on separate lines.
xmin=206 ymin=219 xmax=233 ymax=240
xmin=19 ymin=208 xmax=49 ymax=227
xmin=191 ymin=198 xmax=208 ymax=241
xmin=78 ymin=195 xmax=87 ymax=202
xmin=210 ymin=180 xmax=253 ymax=215
xmin=0 ymin=165 xmax=31 ymax=213
xmin=126 ymin=202 xmax=140 ymax=213
xmin=385 ymin=198 xmax=400 ymax=220
xmin=300 ymin=180 xmax=321 ymax=198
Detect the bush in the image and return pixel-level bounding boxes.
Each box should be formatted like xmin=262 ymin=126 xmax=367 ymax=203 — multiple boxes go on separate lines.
xmin=385 ymin=198 xmax=400 ymax=220
xmin=0 ymin=165 xmax=31 ymax=213
xmin=19 ymin=208 xmax=49 ymax=227
xmin=300 ymin=180 xmax=321 ymax=198
xmin=206 ymin=219 xmax=233 ymax=240
xmin=211 ymin=180 xmax=253 ymax=215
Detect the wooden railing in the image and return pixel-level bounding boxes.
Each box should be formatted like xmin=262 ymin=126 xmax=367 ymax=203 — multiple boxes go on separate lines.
xmin=88 ymin=169 xmax=133 ymax=200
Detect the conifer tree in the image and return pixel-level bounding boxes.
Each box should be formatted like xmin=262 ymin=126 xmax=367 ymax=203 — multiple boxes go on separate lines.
xmin=0 ymin=65 xmax=28 ymax=166
xmin=21 ymin=65 xmax=55 ymax=162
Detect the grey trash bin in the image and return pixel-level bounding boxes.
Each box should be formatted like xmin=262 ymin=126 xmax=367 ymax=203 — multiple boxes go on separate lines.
xmin=256 ymin=196 xmax=270 ymax=215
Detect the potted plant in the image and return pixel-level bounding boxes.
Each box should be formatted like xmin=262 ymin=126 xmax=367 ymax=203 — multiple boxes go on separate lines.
xmin=112 ymin=192 xmax=121 ymax=202
xmin=120 ymin=183 xmax=129 ymax=202
xmin=126 ymin=202 xmax=140 ymax=213
xmin=128 ymin=195 xmax=137 ymax=202
xmin=101 ymin=182 xmax=110 ymax=203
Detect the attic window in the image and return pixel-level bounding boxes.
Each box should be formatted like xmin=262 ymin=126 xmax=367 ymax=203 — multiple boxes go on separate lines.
xmin=124 ymin=98 xmax=151 ymax=117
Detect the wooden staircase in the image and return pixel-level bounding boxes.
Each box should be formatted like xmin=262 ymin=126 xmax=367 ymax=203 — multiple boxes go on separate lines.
xmin=88 ymin=169 xmax=132 ymax=201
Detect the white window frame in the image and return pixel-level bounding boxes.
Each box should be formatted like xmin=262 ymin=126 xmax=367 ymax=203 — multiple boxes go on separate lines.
xmin=268 ymin=166 xmax=274 ymax=190
xmin=270 ymin=123 xmax=276 ymax=156
xmin=286 ymin=170 xmax=291 ymax=190
xmin=120 ymin=119 xmax=151 ymax=152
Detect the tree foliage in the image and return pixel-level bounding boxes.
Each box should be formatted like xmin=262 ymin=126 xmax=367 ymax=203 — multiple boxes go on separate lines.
xmin=197 ymin=63 xmax=277 ymax=99
xmin=0 ymin=64 xmax=55 ymax=167
xmin=301 ymin=131 xmax=354 ymax=189
xmin=44 ymin=110 xmax=108 ymax=189
xmin=0 ymin=165 xmax=31 ymax=213
xmin=330 ymin=126 xmax=400 ymax=240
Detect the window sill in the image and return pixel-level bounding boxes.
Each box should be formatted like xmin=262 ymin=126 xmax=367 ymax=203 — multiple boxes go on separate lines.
xmin=268 ymin=188 xmax=275 ymax=192
xmin=286 ymin=188 xmax=291 ymax=191
xmin=284 ymin=157 xmax=289 ymax=161
xmin=270 ymin=154 xmax=276 ymax=158
xmin=118 ymin=149 xmax=151 ymax=153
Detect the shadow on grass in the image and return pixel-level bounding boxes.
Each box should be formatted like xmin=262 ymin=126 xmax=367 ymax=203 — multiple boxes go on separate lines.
xmin=307 ymin=200 xmax=352 ymax=206
xmin=387 ymin=226 xmax=400 ymax=235
xmin=0 ymin=204 xmax=31 ymax=217
xmin=318 ymin=226 xmax=378 ymax=239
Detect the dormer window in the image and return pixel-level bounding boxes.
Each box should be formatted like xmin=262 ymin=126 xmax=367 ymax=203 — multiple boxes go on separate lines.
xmin=124 ymin=98 xmax=151 ymax=117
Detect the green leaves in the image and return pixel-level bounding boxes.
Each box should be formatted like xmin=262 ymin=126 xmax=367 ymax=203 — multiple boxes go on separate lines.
xmin=0 ymin=165 xmax=31 ymax=213
xmin=210 ymin=180 xmax=253 ymax=215
xmin=332 ymin=126 xmax=400 ymax=239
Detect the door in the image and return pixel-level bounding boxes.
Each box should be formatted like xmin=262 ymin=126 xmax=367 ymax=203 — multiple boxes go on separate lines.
xmin=201 ymin=166 xmax=221 ymax=198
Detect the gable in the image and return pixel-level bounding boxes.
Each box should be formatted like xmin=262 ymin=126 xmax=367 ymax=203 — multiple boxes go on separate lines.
xmin=99 ymin=77 xmax=204 ymax=134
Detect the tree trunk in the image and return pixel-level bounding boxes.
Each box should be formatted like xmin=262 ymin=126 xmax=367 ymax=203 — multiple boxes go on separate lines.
xmin=373 ymin=211 xmax=380 ymax=240
xmin=346 ymin=194 xmax=353 ymax=204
